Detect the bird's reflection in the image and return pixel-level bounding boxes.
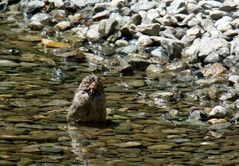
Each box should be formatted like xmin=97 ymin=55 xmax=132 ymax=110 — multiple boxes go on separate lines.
xmin=67 ymin=121 xmax=115 ymax=166
xmin=68 ymin=126 xmax=91 ymax=165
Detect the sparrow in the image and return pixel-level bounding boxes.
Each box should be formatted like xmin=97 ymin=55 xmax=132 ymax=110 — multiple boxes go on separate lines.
xmin=67 ymin=74 xmax=106 ymax=123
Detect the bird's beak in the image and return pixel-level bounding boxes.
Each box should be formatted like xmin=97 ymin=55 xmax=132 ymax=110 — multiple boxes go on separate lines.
xmin=89 ymin=82 xmax=97 ymax=94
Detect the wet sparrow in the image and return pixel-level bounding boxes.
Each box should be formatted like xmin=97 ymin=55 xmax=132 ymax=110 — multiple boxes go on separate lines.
xmin=67 ymin=74 xmax=106 ymax=123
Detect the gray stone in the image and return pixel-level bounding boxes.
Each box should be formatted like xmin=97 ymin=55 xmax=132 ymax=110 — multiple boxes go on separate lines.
xmin=230 ymin=37 xmax=239 ymax=56
xmin=150 ymin=91 xmax=174 ymax=106
xmin=189 ymin=110 xmax=207 ymax=121
xmin=209 ymin=105 xmax=227 ymax=118
xmin=128 ymin=54 xmax=151 ymax=71
xmin=116 ymin=141 xmax=142 ymax=148
xmin=209 ymin=10 xmax=227 ymax=20
xmin=129 ymin=14 xmax=142 ymax=25
xmin=180 ymin=13 xmax=195 ymax=26
xmin=235 ymin=83 xmax=239 ymax=95
xmin=183 ymin=37 xmax=229 ymax=59
xmin=109 ymin=13 xmax=128 ymax=28
xmin=204 ymin=52 xmax=220 ymax=64
xmin=115 ymin=39 xmax=129 ymax=47
xmin=98 ymin=19 xmax=118 ymax=38
xmin=224 ymin=29 xmax=239 ymax=38
xmin=235 ymin=99 xmax=239 ymax=109
xmin=51 ymin=9 xmax=66 ymax=22
xmin=162 ymin=14 xmax=177 ymax=26
xmin=136 ymin=23 xmax=161 ymax=36
xmin=147 ymin=144 xmax=173 ymax=151
xmin=28 ymin=21 xmax=44 ymax=30
xmin=215 ymin=16 xmax=233 ymax=32
xmin=86 ymin=24 xmax=100 ymax=40
xmin=138 ymin=35 xmax=153 ymax=47
xmin=30 ymin=13 xmax=51 ymax=25
xmin=121 ymin=14 xmax=142 ymax=36
xmin=121 ymin=23 xmax=137 ymax=36
xmin=131 ymin=2 xmax=157 ymax=13
xmin=147 ymin=9 xmax=159 ymax=21
xmin=93 ymin=10 xmax=110 ymax=21
xmin=165 ymin=61 xmax=188 ymax=72
xmin=198 ymin=0 xmax=222 ymax=9
xmin=68 ymin=13 xmax=82 ymax=24
xmin=119 ymin=64 xmax=134 ymax=76
xmin=116 ymin=45 xmax=138 ymax=54
xmin=228 ymin=75 xmax=239 ymax=84
xmin=84 ymin=53 xmax=104 ymax=65
xmin=49 ymin=0 xmax=64 ymax=8
xmin=186 ymin=26 xmax=201 ymax=37
xmin=219 ymin=90 xmax=237 ymax=101
xmin=146 ymin=64 xmax=164 ymax=78
xmin=150 ymin=48 xmax=168 ymax=61
xmin=167 ymin=0 xmax=186 ymax=14
xmin=0 ymin=60 xmax=18 ymax=67
xmin=20 ymin=0 xmax=45 ymax=12
xmin=150 ymin=36 xmax=184 ymax=60
xmin=187 ymin=3 xmax=202 ymax=13
xmin=55 ymin=21 xmax=71 ymax=31
xmin=220 ymin=2 xmax=238 ymax=12
xmin=187 ymin=17 xmax=201 ymax=27
xmin=76 ymin=27 xmax=88 ymax=39
xmin=138 ymin=11 xmax=147 ymax=23
xmin=181 ymin=35 xmax=197 ymax=45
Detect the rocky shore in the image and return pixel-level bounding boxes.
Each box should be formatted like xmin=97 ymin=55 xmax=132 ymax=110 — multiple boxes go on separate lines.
xmin=1 ymin=0 xmax=239 ymax=126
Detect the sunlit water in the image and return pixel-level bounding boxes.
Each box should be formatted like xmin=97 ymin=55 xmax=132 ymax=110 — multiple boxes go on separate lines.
xmin=1 ymin=15 xmax=239 ymax=166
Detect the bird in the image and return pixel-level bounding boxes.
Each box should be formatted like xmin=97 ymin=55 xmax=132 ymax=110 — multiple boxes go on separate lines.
xmin=67 ymin=74 xmax=106 ymax=124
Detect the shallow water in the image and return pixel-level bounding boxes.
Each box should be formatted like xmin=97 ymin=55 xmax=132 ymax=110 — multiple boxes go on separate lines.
xmin=1 ymin=15 xmax=239 ymax=166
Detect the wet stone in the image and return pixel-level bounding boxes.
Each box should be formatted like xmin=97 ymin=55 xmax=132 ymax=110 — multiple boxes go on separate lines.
xmin=126 ymin=79 xmax=145 ymax=88
xmin=26 ymin=89 xmax=54 ymax=96
xmin=17 ymin=158 xmax=34 ymax=166
xmin=146 ymin=64 xmax=164 ymax=79
xmin=170 ymin=138 xmax=191 ymax=143
xmin=40 ymin=146 xmax=62 ymax=153
xmin=208 ymin=118 xmax=227 ymax=125
xmin=150 ymin=91 xmax=174 ymax=102
xmin=10 ymin=100 xmax=32 ymax=108
xmin=0 ymin=60 xmax=18 ymax=67
xmin=136 ymin=23 xmax=161 ymax=36
xmin=128 ymin=54 xmax=151 ymax=71
xmin=21 ymin=145 xmax=40 ymax=153
xmin=209 ymin=105 xmax=227 ymax=118
xmin=5 ymin=116 xmax=32 ymax=123
xmin=0 ymin=160 xmax=16 ymax=166
xmin=28 ymin=21 xmax=44 ymax=30
xmin=30 ymin=131 xmax=59 ymax=141
xmin=201 ymin=63 xmax=227 ymax=77
xmin=46 ymin=99 xmax=70 ymax=106
xmin=228 ymin=75 xmax=239 ymax=84
xmin=165 ymin=61 xmax=188 ymax=72
xmin=131 ymin=2 xmax=157 ymax=13
xmin=115 ymin=141 xmax=142 ymax=148
xmin=55 ymin=21 xmax=71 ymax=31
xmin=147 ymin=144 xmax=173 ymax=151
xmin=30 ymin=13 xmax=51 ymax=25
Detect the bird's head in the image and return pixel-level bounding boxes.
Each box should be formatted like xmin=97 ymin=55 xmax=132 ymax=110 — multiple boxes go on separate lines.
xmin=78 ymin=74 xmax=104 ymax=96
